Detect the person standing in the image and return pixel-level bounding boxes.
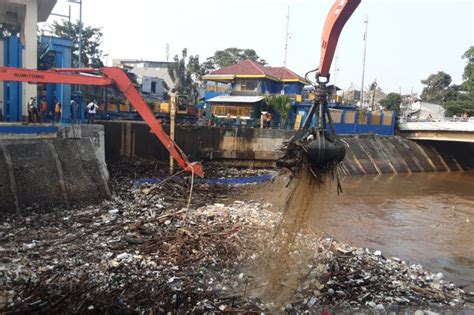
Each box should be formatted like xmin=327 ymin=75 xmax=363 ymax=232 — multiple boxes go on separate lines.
xmin=27 ymin=97 xmax=33 ymax=123
xmin=31 ymin=97 xmax=40 ymax=123
xmin=87 ymin=99 xmax=98 ymax=124
xmin=70 ymin=99 xmax=77 ymax=123
xmin=54 ymin=99 xmax=62 ymax=124
xmin=40 ymin=97 xmax=48 ymax=123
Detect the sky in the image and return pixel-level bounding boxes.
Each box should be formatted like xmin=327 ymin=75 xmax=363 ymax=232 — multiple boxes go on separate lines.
xmin=41 ymin=0 xmax=473 ymax=95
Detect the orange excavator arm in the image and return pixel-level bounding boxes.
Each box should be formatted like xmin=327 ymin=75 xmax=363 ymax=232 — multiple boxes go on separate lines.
xmin=0 ymin=66 xmax=204 ymax=177
xmin=318 ymin=0 xmax=361 ymax=81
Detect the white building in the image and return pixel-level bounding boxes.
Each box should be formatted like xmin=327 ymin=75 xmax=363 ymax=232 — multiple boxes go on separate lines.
xmin=0 ymin=0 xmax=57 ymax=117
xmin=113 ymin=59 xmax=175 ymax=91
xmin=140 ymin=76 xmax=165 ymax=100
xmin=407 ymin=101 xmax=445 ymax=121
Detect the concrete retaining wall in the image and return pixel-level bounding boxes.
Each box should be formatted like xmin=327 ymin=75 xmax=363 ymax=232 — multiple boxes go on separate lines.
xmin=0 ymin=132 xmax=110 ymax=215
xmin=339 ymin=137 xmax=474 ymax=175
xmin=101 ymin=121 xmax=474 ymax=175
xmin=102 ymin=121 xmax=294 ymax=163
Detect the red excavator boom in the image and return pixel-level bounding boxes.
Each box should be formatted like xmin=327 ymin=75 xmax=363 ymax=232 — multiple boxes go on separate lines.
xmin=0 ymin=66 xmax=204 ymax=177
xmin=318 ymin=0 xmax=361 ymax=80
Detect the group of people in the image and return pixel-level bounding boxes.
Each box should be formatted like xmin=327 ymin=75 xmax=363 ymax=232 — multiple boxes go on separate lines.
xmin=27 ymin=96 xmax=99 ymax=124
xmin=27 ymin=96 xmax=47 ymax=123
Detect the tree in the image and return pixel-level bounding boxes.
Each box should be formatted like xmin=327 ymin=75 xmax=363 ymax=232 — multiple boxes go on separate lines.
xmin=380 ymin=93 xmax=401 ymax=113
xmin=264 ymin=94 xmax=292 ymax=128
xmin=443 ymin=46 xmax=474 ymax=116
xmin=47 ymin=20 xmax=104 ymax=67
xmin=420 ymin=71 xmax=456 ymax=104
xmin=201 ymin=47 xmax=267 ymax=75
xmin=168 ymin=48 xmax=200 ymax=102
xmin=461 ymin=46 xmax=474 ymax=93
xmin=0 ymin=23 xmax=20 ymax=39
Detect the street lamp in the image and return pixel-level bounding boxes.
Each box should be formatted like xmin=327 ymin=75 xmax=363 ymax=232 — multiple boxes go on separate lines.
xmin=67 ymin=0 xmax=82 ymax=67
xmin=67 ymin=0 xmax=83 ymax=122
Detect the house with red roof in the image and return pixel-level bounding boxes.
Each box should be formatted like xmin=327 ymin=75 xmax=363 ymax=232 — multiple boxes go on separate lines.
xmin=202 ymin=60 xmax=308 ymax=124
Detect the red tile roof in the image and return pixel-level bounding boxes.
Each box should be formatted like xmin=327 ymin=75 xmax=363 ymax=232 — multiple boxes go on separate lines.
xmin=265 ymin=67 xmax=308 ymax=83
xmin=206 ymin=60 xmax=308 ymax=84
xmin=210 ymin=60 xmax=268 ymax=77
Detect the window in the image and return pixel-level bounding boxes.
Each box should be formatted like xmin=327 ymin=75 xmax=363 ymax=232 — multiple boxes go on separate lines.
xmin=151 ymin=81 xmax=156 ymax=94
xmin=211 ymin=104 xmax=252 ymax=118
xmin=235 ymin=80 xmax=258 ymax=92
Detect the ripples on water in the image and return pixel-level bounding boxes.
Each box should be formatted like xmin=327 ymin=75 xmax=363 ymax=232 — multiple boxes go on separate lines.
xmin=313 ymin=171 xmax=474 ymax=290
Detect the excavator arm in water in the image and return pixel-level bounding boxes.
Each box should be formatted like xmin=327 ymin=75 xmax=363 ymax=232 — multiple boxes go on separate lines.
xmin=281 ymin=0 xmax=361 ymax=171
xmin=0 ymin=66 xmax=204 ymax=178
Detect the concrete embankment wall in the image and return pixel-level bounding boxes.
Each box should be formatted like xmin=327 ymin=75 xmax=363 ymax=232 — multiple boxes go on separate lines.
xmin=339 ymin=137 xmax=474 ymax=175
xmin=0 ymin=125 xmax=110 ymax=215
xmin=101 ymin=121 xmax=474 ymax=175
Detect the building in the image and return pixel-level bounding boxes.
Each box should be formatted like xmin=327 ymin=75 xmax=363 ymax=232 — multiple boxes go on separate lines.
xmin=140 ymin=76 xmax=166 ymax=100
xmin=406 ymin=100 xmax=445 ymax=121
xmin=112 ymin=59 xmax=175 ymax=93
xmin=202 ymin=60 xmax=308 ymax=121
xmin=0 ymin=0 xmax=57 ymax=120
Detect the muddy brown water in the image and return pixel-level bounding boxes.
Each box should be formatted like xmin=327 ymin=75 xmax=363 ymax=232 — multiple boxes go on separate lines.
xmin=314 ymin=171 xmax=474 ymax=291
xmin=243 ymin=170 xmax=474 ymax=291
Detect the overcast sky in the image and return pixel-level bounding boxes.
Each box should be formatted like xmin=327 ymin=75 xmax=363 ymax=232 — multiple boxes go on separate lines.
xmin=41 ymin=0 xmax=473 ymax=94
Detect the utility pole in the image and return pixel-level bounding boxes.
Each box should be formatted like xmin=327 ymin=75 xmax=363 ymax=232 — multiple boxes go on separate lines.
xmin=360 ymin=16 xmax=368 ymax=108
xmin=333 ymin=54 xmax=339 ymax=102
xmin=166 ymin=43 xmax=170 ymax=62
xmin=283 ymin=6 xmax=290 ymax=67
xmin=169 ymin=93 xmax=176 ymax=175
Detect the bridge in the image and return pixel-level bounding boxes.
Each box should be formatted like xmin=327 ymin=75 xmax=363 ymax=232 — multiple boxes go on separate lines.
xmin=398 ymin=122 xmax=474 ymax=142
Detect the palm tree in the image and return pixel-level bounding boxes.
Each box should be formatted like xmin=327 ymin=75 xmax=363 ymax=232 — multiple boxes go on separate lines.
xmin=264 ymin=95 xmax=292 ymax=128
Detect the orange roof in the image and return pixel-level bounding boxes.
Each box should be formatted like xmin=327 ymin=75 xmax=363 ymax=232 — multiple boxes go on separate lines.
xmin=265 ymin=67 xmax=308 ymax=83
xmin=204 ymin=60 xmax=308 ymax=84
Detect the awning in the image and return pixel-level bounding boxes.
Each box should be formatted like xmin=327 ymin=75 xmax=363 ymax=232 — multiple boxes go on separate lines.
xmin=207 ymin=95 xmax=264 ymax=103
xmin=202 ymin=74 xmax=236 ymax=82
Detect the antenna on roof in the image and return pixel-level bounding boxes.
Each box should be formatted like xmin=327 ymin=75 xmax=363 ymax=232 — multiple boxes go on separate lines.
xmin=283 ymin=6 xmax=290 ymax=67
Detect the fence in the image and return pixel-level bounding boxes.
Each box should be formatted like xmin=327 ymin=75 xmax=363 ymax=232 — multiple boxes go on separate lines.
xmin=295 ymin=108 xmax=396 ymax=136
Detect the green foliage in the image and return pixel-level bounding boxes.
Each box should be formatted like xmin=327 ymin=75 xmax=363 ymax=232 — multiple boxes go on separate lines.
xmin=444 ymin=93 xmax=474 ymax=116
xmin=424 ymin=46 xmax=474 ymax=116
xmin=380 ymin=93 xmax=401 ymax=112
xmin=46 ymin=20 xmax=103 ymax=67
xmin=461 ymin=46 xmax=474 ymax=94
xmin=264 ymin=94 xmax=292 ymax=128
xmin=0 ymin=23 xmax=20 ymax=39
xmin=168 ymin=48 xmax=200 ymax=102
xmin=201 ymin=47 xmax=266 ymax=75
xmin=146 ymin=101 xmax=155 ymax=112
xmin=420 ymin=71 xmax=455 ymax=104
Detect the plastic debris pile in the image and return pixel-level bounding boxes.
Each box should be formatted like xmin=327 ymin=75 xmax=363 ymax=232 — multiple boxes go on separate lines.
xmin=0 ymin=198 xmax=273 ymax=313
xmin=0 ymin=160 xmax=472 ymax=313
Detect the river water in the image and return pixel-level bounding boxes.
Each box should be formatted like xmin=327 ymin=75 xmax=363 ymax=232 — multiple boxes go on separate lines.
xmin=313 ymin=171 xmax=474 ymax=291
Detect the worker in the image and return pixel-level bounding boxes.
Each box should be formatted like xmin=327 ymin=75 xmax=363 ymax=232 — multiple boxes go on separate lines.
xmin=54 ymin=99 xmax=62 ymax=124
xmin=265 ymin=112 xmax=272 ymax=128
xmin=87 ymin=99 xmax=99 ymax=124
xmin=70 ymin=99 xmax=77 ymax=123
xmin=40 ymin=97 xmax=48 ymax=123
xmin=235 ymin=115 xmax=242 ymax=127
xmin=27 ymin=97 xmax=33 ymax=123
xmin=28 ymin=97 xmax=39 ymax=123
xmin=225 ymin=113 xmax=233 ymax=128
